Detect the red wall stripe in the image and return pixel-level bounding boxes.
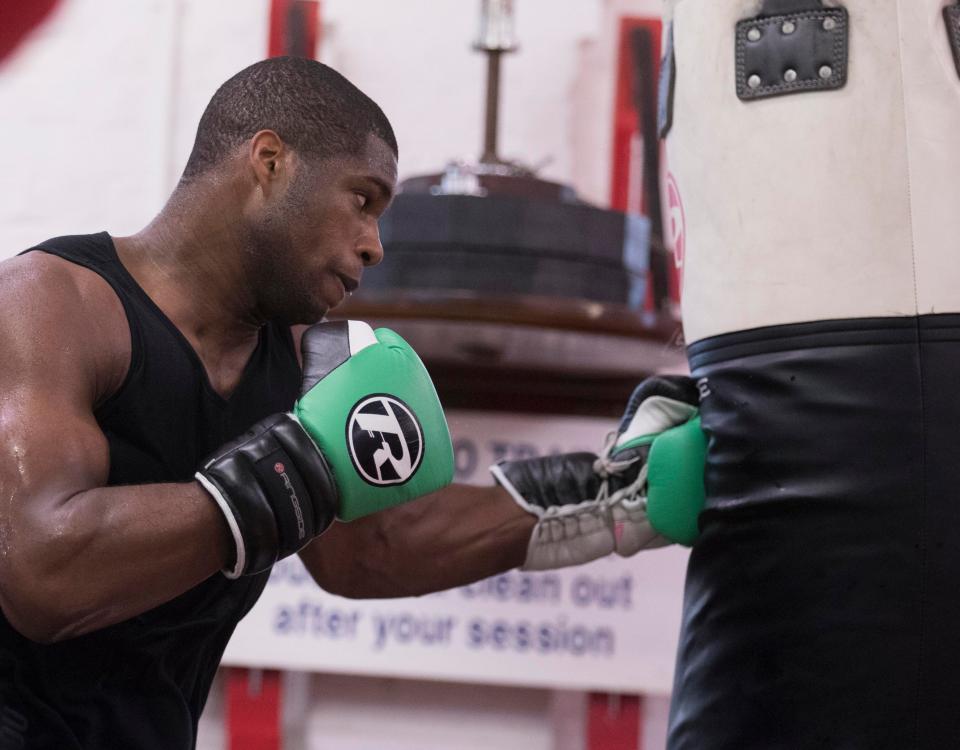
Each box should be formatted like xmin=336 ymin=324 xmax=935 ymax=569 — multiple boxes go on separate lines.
xmin=269 ymin=0 xmax=321 ymax=59
xmin=609 ymin=17 xmax=662 ymax=215
xmin=587 ymin=692 xmax=643 ymax=750
xmin=0 ymin=0 xmax=61 ymax=64
xmin=608 ymin=15 xmax=681 ymax=310
xmin=226 ymin=668 xmax=283 ymax=750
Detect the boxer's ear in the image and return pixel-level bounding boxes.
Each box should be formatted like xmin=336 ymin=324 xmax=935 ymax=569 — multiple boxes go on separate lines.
xmin=248 ymin=130 xmax=288 ymax=191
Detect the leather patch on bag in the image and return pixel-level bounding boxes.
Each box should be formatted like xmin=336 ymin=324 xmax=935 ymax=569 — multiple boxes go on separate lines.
xmin=736 ymin=2 xmax=849 ymax=101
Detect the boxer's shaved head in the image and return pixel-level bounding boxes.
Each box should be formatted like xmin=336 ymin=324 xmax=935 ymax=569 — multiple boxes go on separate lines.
xmin=180 ymin=56 xmax=397 ymax=181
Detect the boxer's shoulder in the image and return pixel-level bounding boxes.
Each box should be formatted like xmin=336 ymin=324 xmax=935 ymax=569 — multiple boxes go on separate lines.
xmin=0 ymin=252 xmax=130 ymax=405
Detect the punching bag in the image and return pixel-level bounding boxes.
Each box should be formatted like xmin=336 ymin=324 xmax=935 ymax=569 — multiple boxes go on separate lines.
xmin=661 ymin=1 xmax=960 ymax=747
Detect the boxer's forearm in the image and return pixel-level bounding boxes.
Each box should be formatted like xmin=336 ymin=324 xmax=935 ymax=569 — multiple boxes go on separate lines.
xmin=0 ymin=482 xmax=231 ymax=644
xmin=299 ymin=484 xmax=534 ymax=599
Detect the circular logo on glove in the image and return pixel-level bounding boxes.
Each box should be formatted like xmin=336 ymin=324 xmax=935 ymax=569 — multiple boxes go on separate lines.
xmin=346 ymin=394 xmax=424 ymax=486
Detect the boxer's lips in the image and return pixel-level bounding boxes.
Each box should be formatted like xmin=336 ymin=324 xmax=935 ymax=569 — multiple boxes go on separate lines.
xmin=336 ymin=273 xmax=359 ymax=294
xmin=326 ymin=271 xmax=359 ymax=308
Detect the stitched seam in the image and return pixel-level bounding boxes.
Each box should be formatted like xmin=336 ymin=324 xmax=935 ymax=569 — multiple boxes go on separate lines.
xmin=890 ymin=3 xmax=924 ymax=742
xmin=689 ymin=324 xmax=920 ymax=361
xmin=690 ymin=337 xmax=918 ymax=370
xmin=688 ymin=314 xmax=960 ymax=361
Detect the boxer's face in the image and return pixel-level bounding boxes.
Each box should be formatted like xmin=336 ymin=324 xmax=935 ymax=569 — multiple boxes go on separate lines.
xmin=248 ymin=133 xmax=397 ymax=324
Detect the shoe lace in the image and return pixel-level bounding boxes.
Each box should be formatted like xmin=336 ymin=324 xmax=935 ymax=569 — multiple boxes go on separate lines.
xmin=592 ymin=430 xmax=649 ymax=508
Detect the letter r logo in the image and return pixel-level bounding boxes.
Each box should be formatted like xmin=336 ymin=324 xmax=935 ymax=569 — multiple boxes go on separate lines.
xmin=346 ymin=395 xmax=424 ymax=485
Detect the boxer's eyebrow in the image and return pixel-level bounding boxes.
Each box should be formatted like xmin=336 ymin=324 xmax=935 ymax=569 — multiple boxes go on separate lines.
xmin=361 ymin=175 xmax=395 ymax=206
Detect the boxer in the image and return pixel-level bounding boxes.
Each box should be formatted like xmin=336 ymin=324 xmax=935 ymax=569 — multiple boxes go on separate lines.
xmin=661 ymin=1 xmax=960 ymax=746
xmin=0 ymin=56 xmax=701 ymax=747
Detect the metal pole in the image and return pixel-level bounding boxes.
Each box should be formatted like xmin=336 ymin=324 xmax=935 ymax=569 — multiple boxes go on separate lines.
xmin=482 ymin=50 xmax=502 ymax=163
xmin=474 ymin=0 xmax=517 ymax=165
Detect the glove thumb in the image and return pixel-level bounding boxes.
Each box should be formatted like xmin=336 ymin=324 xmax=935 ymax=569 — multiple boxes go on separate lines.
xmin=615 ymin=376 xmax=700 ymax=453
xmin=299 ymin=321 xmax=379 ymax=397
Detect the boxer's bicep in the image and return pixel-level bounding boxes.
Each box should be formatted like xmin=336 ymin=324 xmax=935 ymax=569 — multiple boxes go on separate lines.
xmin=0 ymin=258 xmax=118 ymax=629
xmin=0 ymin=257 xmax=115 ymax=503
xmin=0 ymin=384 xmax=111 ymax=512
xmin=298 ymin=483 xmax=533 ymax=598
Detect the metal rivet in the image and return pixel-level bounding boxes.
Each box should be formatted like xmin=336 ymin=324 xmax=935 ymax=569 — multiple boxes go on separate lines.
xmin=747 ymin=27 xmax=762 ymax=42
xmin=819 ymin=65 xmax=833 ymax=79
xmin=748 ymin=74 xmax=762 ymax=89
xmin=782 ymin=20 xmax=797 ymax=34
xmin=823 ymin=17 xmax=837 ymax=31
xmin=784 ymin=69 xmax=798 ymax=83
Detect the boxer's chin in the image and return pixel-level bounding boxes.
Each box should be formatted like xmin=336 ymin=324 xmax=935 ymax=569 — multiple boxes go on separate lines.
xmin=283 ymin=299 xmax=330 ymax=327
xmin=260 ymin=280 xmax=329 ymax=327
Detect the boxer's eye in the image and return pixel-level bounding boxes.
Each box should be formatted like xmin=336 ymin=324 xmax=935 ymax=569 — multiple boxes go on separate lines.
xmin=354 ymin=192 xmax=369 ymax=210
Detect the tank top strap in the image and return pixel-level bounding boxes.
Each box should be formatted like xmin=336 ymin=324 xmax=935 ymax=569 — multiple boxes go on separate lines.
xmin=26 ymin=231 xmax=148 ymax=385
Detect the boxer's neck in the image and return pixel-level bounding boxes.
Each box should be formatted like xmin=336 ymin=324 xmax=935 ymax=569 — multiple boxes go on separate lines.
xmin=114 ymin=173 xmax=263 ymax=358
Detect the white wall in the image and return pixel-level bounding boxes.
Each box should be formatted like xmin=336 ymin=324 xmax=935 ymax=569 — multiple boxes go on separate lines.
xmin=197 ymin=671 xmax=591 ymax=750
xmin=322 ymin=1 xmax=601 ymax=193
xmin=0 ymin=0 xmax=677 ymax=340
xmin=196 ymin=674 xmax=673 ymax=750
xmin=0 ymin=0 xmax=272 ymax=252
xmin=1 ymin=0 xmax=170 ymax=249
xmin=0 ymin=0 xmax=649 ymax=255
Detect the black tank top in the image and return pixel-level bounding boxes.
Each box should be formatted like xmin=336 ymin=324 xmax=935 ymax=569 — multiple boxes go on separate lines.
xmin=0 ymin=233 xmax=301 ymax=749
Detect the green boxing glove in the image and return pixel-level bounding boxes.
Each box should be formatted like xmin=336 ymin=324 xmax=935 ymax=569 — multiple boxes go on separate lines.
xmin=197 ymin=321 xmax=453 ymax=578
xmin=294 ymin=322 xmax=454 ymax=520
xmin=491 ymin=376 xmax=707 ymax=571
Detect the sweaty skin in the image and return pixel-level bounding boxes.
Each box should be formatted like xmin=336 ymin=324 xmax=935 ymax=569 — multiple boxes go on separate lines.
xmin=0 ymin=131 xmax=533 ymax=644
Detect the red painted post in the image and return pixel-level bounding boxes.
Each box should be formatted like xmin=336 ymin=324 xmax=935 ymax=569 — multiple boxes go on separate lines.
xmin=0 ymin=0 xmax=61 ymax=63
xmin=226 ymin=668 xmax=283 ymax=750
xmin=586 ymin=692 xmax=643 ymax=750
xmin=268 ymin=0 xmax=321 ymax=59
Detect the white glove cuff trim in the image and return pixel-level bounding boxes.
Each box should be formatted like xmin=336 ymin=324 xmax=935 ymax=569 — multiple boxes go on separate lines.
xmin=196 ymin=472 xmax=246 ymax=580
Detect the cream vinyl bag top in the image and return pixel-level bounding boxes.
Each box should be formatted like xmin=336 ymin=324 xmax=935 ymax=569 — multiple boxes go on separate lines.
xmin=662 ymin=0 xmax=960 ymax=344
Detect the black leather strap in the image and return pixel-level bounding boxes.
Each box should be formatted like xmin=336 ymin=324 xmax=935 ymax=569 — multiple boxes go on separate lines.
xmin=946 ymin=2 xmax=960 ymax=80
xmin=657 ymin=22 xmax=676 ymax=138
xmin=198 ymin=413 xmax=338 ymax=576
xmin=736 ymin=0 xmax=849 ymax=102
